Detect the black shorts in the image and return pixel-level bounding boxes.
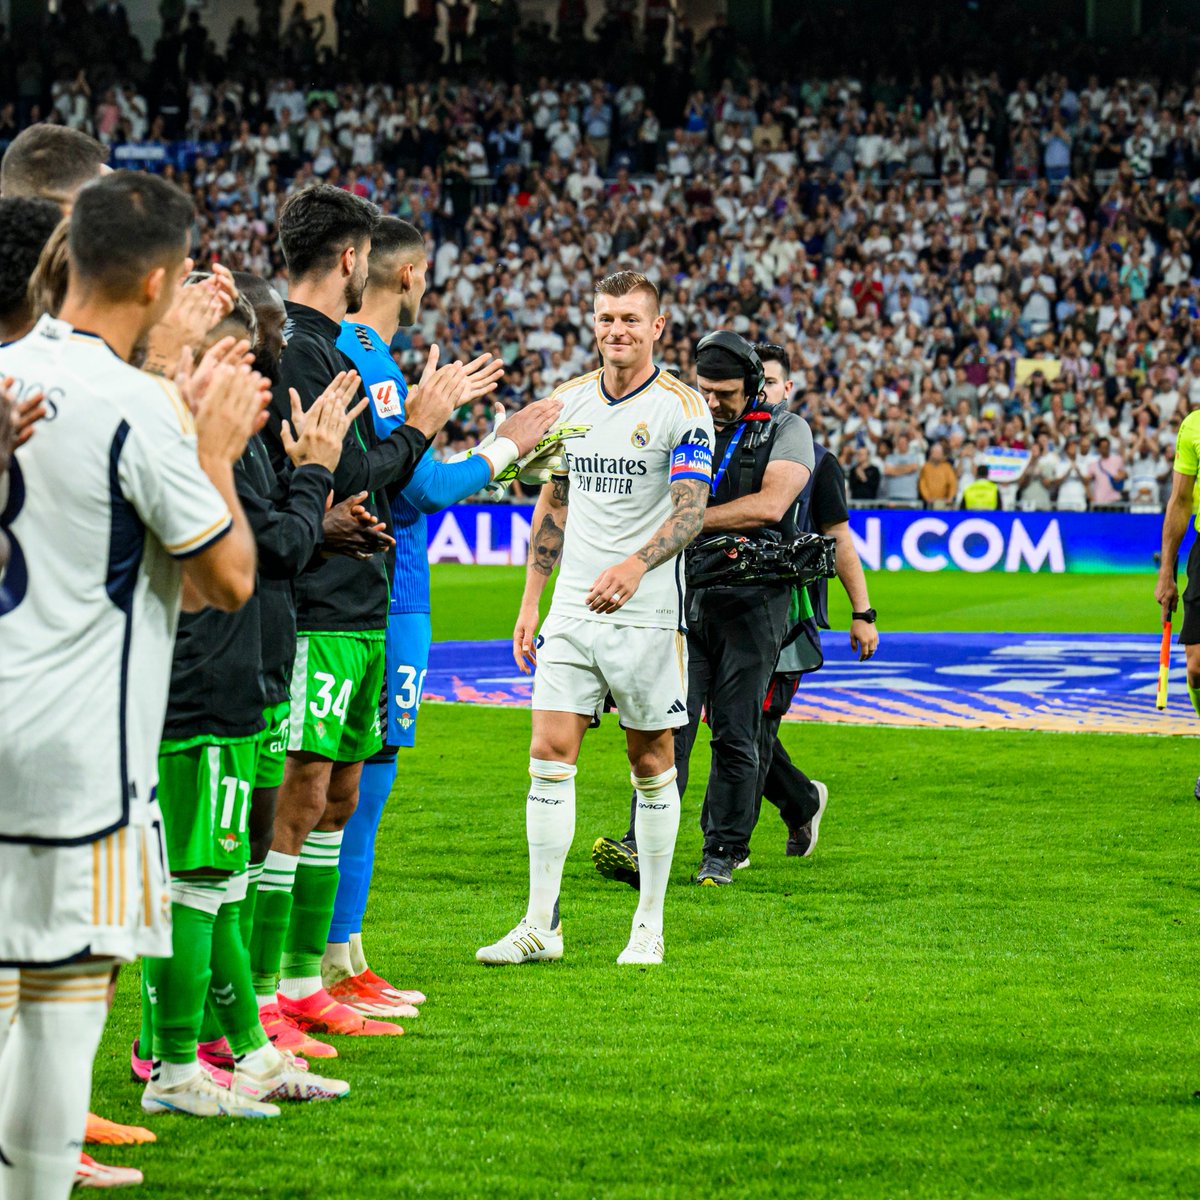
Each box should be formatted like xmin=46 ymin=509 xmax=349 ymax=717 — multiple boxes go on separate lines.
xmin=1180 ymin=535 xmax=1200 ymax=645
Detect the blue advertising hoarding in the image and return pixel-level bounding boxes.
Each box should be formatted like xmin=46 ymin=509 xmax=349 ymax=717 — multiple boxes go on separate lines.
xmin=426 ymin=505 xmax=1170 ymax=574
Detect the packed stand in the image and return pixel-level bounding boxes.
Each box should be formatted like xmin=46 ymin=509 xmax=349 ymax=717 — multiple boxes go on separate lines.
xmin=5 ymin=3 xmax=1200 ymax=510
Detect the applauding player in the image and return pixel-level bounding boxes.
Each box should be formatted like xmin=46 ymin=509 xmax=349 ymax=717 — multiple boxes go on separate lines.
xmin=0 ymin=172 xmax=260 ymax=1200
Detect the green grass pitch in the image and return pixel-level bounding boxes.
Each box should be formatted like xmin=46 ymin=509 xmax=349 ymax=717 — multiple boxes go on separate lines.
xmin=88 ymin=567 xmax=1200 ymax=1198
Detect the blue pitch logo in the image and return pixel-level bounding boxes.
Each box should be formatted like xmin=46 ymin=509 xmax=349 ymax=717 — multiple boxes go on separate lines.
xmin=420 ymin=634 xmax=1194 ymax=735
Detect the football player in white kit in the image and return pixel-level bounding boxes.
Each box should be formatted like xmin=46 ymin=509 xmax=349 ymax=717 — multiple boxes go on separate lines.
xmin=0 ymin=171 xmax=264 ymax=1200
xmin=477 ymin=271 xmax=714 ymax=967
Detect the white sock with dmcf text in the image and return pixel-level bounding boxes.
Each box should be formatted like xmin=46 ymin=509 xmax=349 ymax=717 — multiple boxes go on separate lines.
xmin=0 ymin=962 xmax=111 ymax=1200
xmin=525 ymin=759 xmax=576 ymax=930
xmin=631 ymin=768 xmax=681 ymax=937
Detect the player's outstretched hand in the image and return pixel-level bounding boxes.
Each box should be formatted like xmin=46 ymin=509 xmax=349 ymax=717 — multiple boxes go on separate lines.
xmin=405 ymin=345 xmax=468 ymax=440
xmin=280 ymin=371 xmax=366 ymax=471
xmin=194 ymin=363 xmax=271 ymax=466
xmin=585 ymin=557 xmax=646 ymax=615
xmin=513 ymin=600 xmax=540 ymax=674
xmin=322 ymin=491 xmax=396 ymax=560
xmin=1155 ymin=571 xmax=1179 ymax=625
xmin=459 ymin=352 xmax=506 ymax=403
xmin=496 ymin=396 xmax=564 ymax=457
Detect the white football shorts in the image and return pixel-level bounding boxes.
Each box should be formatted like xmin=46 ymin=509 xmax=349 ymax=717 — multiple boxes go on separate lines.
xmin=531 ymin=614 xmax=689 ymax=731
xmin=0 ymin=801 xmax=172 ymax=966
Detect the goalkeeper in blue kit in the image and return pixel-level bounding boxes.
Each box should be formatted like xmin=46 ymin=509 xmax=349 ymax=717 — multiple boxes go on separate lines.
xmin=325 ymin=217 xmax=560 ymax=1009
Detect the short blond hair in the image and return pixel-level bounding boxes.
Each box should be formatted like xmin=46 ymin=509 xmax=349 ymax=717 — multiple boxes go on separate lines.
xmin=594 ymin=270 xmax=659 ymax=312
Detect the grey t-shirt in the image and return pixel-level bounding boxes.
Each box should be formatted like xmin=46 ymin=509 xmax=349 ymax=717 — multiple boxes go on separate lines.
xmin=882 ymin=450 xmax=922 ymax=501
xmin=768 ymin=410 xmax=816 ymax=472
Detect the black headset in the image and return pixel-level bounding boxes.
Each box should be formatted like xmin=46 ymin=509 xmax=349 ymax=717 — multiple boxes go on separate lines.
xmin=695 ymin=329 xmax=765 ymax=401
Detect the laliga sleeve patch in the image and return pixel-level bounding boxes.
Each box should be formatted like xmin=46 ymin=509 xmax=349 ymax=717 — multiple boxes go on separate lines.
xmin=670 ymin=441 xmax=713 ymax=484
xmin=370 ymin=378 xmax=404 ymax=420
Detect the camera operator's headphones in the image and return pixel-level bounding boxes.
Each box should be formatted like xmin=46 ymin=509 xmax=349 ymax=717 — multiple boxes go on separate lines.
xmin=695 ymin=330 xmax=765 ymax=403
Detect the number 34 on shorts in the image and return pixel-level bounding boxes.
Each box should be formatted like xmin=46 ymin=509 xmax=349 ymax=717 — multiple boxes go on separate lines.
xmin=288 ymin=630 xmax=386 ymax=762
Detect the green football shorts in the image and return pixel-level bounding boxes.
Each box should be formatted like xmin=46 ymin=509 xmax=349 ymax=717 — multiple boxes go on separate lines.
xmin=254 ymin=699 xmax=291 ymax=790
xmin=157 ymin=734 xmax=259 ymax=874
xmin=288 ymin=630 xmax=385 ymax=763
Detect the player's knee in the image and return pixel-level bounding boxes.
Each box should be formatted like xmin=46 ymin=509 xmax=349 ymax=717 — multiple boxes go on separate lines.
xmin=627 ymin=741 xmax=674 ymax=779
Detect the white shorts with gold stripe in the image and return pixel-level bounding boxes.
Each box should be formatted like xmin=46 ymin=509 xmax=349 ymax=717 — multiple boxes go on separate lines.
xmin=0 ymin=801 xmax=172 ymax=966
xmin=531 ymin=615 xmax=690 ymax=732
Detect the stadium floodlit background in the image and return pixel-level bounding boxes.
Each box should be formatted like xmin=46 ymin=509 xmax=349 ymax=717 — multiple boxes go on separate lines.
xmin=8 ymin=0 xmax=1200 ymax=1193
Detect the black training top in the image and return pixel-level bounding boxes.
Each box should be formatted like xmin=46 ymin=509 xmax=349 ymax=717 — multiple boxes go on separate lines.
xmin=261 ymin=301 xmax=430 ymax=632
xmin=161 ymin=436 xmax=332 ymax=740
xmin=810 ymin=452 xmax=849 ymax=534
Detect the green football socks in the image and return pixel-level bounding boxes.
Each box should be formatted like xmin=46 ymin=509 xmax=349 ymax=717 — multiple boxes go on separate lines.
xmin=209 ymin=882 xmax=268 ymax=1056
xmin=1188 ymin=684 xmax=1200 ymax=719
xmin=280 ymin=831 xmax=343 ymax=997
xmin=249 ymin=851 xmax=297 ymax=999
xmin=145 ymin=882 xmax=222 ymax=1064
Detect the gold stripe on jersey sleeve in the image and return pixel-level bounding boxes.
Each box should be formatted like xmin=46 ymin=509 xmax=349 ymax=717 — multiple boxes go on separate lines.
xmin=551 ymin=368 xmax=602 ymax=399
xmin=164 ymin=512 xmax=233 ymax=556
xmin=659 ymin=372 xmax=704 ymax=419
xmin=150 ymin=376 xmax=197 ymax=436
xmin=657 ymin=371 xmax=697 ymax=416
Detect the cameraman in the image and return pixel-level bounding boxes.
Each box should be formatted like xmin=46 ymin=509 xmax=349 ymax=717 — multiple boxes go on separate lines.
xmin=593 ymin=332 xmax=815 ymax=888
xmin=752 ymin=342 xmax=878 ymax=861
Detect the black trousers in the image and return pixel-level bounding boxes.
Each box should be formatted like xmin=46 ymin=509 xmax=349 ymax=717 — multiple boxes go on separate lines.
xmin=753 ymin=673 xmax=822 ymax=831
xmin=623 ymin=586 xmax=792 ymax=857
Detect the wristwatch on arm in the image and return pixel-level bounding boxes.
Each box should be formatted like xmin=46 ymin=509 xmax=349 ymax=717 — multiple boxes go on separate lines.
xmin=851 ymin=608 xmax=877 ymax=624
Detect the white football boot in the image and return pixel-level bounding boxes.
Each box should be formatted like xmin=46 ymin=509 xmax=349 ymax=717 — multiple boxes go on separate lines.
xmin=617 ymin=924 xmax=664 ymax=965
xmin=141 ymin=1065 xmax=280 ymax=1118
xmin=234 ymin=1044 xmax=349 ymax=1102
xmin=476 ymin=919 xmax=563 ymax=965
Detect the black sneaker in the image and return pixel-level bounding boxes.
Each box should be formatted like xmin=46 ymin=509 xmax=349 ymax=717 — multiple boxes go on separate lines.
xmin=786 ymin=781 xmax=829 ymax=858
xmin=695 ymin=853 xmax=734 ymax=886
xmin=592 ymin=836 xmax=640 ymax=890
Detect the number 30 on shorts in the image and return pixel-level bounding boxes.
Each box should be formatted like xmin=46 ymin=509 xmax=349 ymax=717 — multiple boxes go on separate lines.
xmin=394 ymin=664 xmax=427 ymax=709
xmin=311 ymin=671 xmax=352 ymax=720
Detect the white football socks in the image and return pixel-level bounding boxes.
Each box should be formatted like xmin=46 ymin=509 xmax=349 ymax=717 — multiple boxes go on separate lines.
xmin=525 ymin=758 xmax=577 ymax=930
xmin=631 ymin=767 xmax=681 ymax=937
xmin=0 ymin=962 xmax=111 ymax=1200
xmin=348 ymin=932 xmax=368 ymax=976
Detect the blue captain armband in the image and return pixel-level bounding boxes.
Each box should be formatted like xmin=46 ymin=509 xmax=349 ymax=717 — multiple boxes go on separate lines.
xmin=669 ymin=442 xmax=713 ymax=485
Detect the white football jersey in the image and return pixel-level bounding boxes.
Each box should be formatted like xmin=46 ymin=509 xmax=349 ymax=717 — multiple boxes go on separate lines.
xmin=548 ymin=366 xmax=713 ymax=630
xmin=0 ymin=316 xmax=232 ymax=844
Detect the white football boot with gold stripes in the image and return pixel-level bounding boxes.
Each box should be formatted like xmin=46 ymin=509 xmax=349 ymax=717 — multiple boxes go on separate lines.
xmin=475 ymin=919 xmax=563 ymax=965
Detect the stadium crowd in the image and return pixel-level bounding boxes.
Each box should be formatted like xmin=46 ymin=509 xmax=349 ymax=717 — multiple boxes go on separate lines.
xmin=4 ymin=7 xmax=1200 ymax=512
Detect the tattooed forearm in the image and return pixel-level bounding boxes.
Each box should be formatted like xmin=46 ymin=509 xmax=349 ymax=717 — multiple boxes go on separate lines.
xmin=634 ymin=479 xmax=707 ymax=572
xmin=530 ymin=511 xmax=566 ymax=576
xmin=550 ymin=474 xmax=570 ymax=506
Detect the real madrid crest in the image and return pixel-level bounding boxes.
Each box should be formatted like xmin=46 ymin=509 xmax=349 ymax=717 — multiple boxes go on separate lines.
xmin=631 ymin=422 xmax=650 ymax=448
